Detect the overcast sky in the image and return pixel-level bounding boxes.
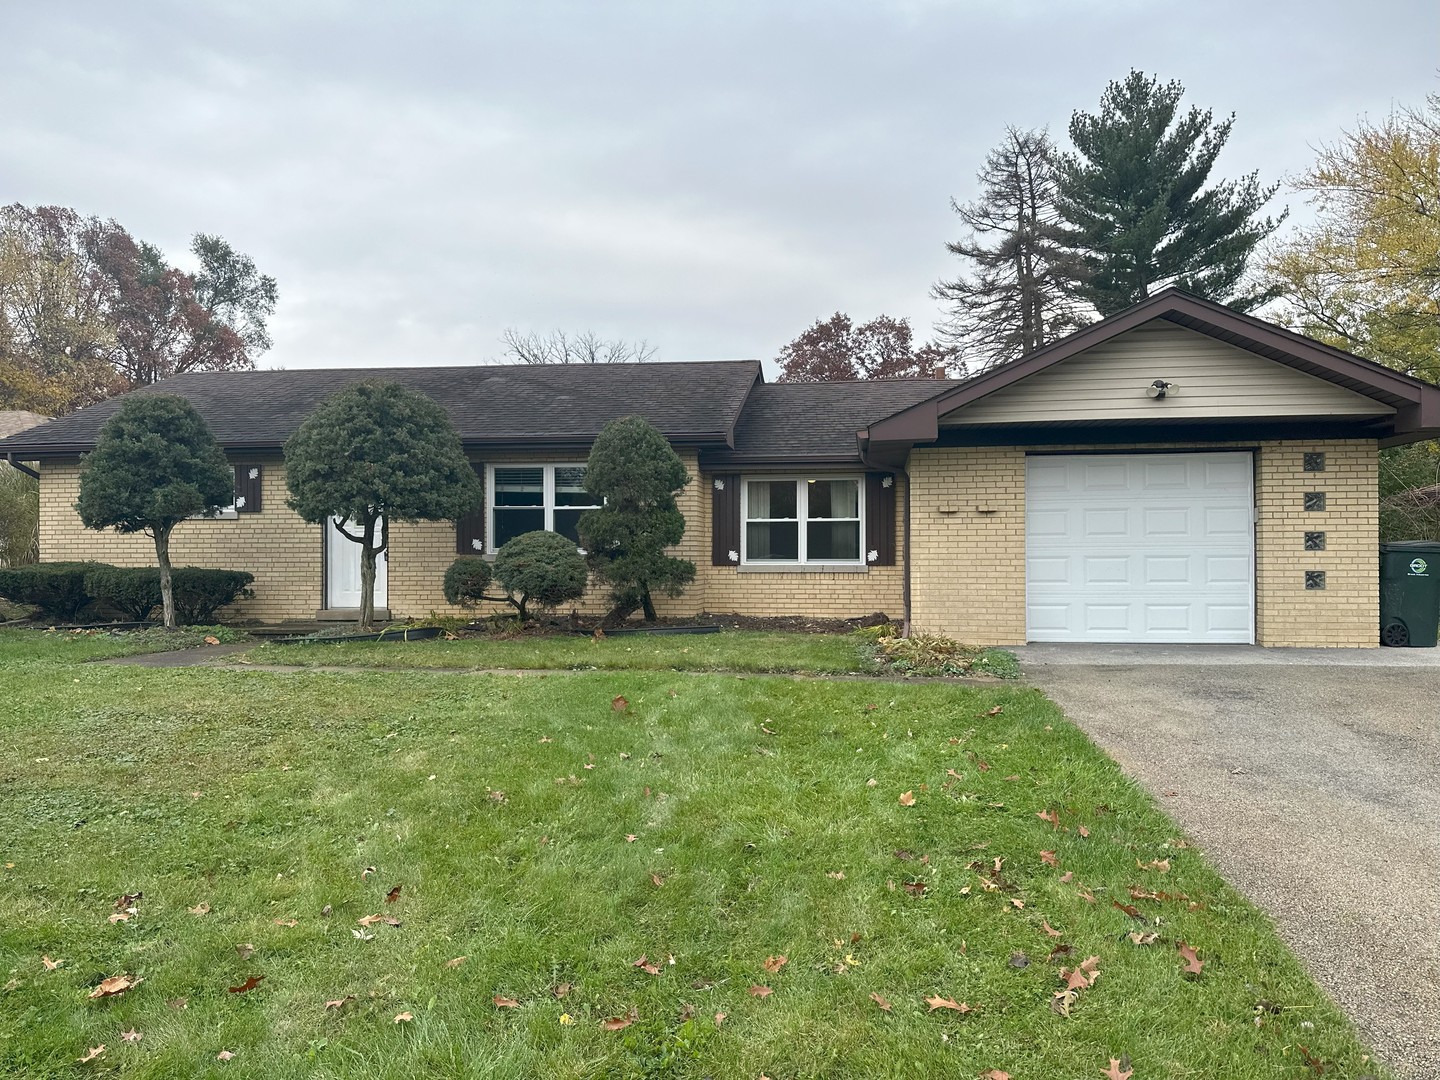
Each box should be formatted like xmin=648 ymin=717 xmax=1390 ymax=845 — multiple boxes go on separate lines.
xmin=3 ymin=1 xmax=1437 ymax=375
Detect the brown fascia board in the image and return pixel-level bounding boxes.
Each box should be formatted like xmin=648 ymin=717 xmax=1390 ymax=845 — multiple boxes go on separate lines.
xmin=697 ymin=453 xmax=867 ymax=470
xmin=861 ymin=288 xmax=1440 ymax=447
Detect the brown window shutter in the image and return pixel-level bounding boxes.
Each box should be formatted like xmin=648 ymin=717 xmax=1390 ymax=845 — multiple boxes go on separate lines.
xmin=234 ymin=463 xmax=262 ymax=513
xmin=455 ymin=462 xmax=486 ymax=554
xmin=710 ymin=473 xmax=740 ymax=566
xmin=865 ymin=472 xmax=896 ymax=566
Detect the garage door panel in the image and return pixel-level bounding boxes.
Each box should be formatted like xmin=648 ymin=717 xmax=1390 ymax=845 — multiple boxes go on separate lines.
xmin=1142 ymin=555 xmax=1191 ymax=584
xmin=1083 ymin=556 xmax=1131 ymax=585
xmin=1082 ymin=507 xmax=1130 ymax=537
xmin=1026 ymin=452 xmax=1254 ymax=644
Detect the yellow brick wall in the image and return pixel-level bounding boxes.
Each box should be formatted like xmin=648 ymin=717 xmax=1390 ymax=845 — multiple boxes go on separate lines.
xmin=38 ymin=457 xmax=321 ymax=622
xmin=1254 ymin=439 xmax=1378 ymax=647
xmin=388 ymin=451 xmax=904 ymax=623
xmin=908 ymin=447 xmax=1028 ymax=643
xmin=907 ymin=438 xmax=1379 ymax=648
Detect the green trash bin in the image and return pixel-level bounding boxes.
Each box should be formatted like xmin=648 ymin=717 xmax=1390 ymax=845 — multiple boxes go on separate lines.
xmin=1379 ymin=541 xmax=1440 ymax=647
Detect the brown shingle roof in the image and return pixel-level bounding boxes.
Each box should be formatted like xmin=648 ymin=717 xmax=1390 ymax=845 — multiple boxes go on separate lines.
xmin=0 ymin=362 xmax=762 ymax=456
xmin=701 ymin=379 xmax=960 ymax=467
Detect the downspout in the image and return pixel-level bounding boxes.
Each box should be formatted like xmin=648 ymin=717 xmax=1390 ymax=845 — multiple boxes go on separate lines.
xmin=5 ymin=452 xmax=40 ymax=480
xmin=858 ymin=443 xmax=912 ymax=639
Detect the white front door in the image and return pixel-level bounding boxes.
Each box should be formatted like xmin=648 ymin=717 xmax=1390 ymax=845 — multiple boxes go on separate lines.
xmin=325 ymin=517 xmax=388 ymax=609
xmin=1025 ymin=452 xmax=1254 ymax=643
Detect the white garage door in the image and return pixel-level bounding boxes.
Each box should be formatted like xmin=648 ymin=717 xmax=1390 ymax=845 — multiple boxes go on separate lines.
xmin=1025 ymin=452 xmax=1254 ymax=644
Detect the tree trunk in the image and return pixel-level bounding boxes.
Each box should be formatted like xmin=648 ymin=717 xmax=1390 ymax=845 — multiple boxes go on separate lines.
xmin=640 ymin=589 xmax=657 ymax=622
xmin=358 ymin=516 xmax=377 ymax=631
xmin=154 ymin=525 xmax=176 ymax=629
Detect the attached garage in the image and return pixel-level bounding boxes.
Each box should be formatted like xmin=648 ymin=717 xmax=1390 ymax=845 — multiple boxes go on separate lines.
xmin=1024 ymin=452 xmax=1255 ymax=643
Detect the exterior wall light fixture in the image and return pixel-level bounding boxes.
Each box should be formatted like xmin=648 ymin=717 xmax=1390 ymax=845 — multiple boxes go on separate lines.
xmin=1145 ymin=379 xmax=1178 ymax=399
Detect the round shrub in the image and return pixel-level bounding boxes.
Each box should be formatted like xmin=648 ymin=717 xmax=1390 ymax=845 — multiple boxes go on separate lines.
xmin=493 ymin=531 xmax=588 ymax=621
xmin=443 ymin=556 xmax=494 ymax=609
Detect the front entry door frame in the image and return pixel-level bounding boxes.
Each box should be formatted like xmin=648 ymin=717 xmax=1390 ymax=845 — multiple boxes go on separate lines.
xmin=324 ymin=516 xmax=388 ymax=610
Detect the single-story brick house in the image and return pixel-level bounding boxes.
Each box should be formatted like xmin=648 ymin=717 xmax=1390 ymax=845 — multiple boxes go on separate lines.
xmin=4 ymin=289 xmax=1438 ymax=646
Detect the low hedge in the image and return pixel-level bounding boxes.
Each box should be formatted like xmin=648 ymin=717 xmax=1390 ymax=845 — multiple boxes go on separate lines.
xmin=0 ymin=563 xmax=254 ymax=624
xmin=0 ymin=562 xmax=106 ymax=620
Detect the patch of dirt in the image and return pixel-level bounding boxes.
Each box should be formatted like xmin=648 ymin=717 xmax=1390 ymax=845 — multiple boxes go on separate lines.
xmin=460 ymin=611 xmax=895 ymax=637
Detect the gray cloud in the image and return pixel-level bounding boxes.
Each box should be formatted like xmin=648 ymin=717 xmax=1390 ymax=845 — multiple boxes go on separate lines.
xmin=2 ymin=0 xmax=1436 ymax=374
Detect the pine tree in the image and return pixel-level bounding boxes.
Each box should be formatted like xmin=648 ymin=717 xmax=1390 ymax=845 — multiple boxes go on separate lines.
xmin=933 ymin=127 xmax=1091 ymax=368
xmin=1056 ymin=70 xmax=1284 ymax=315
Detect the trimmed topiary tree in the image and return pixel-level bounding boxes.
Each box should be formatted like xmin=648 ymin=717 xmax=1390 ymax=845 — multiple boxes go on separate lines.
xmin=442 ymin=556 xmax=494 ymax=609
xmin=577 ymin=415 xmax=694 ymax=623
xmin=493 ymin=530 xmax=588 ymax=621
xmin=284 ymin=380 xmax=482 ymax=630
xmin=75 ymin=395 xmax=234 ymax=628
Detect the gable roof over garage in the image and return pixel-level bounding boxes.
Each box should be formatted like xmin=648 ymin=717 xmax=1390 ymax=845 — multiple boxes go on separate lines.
xmin=862 ymin=288 xmax=1440 ymax=458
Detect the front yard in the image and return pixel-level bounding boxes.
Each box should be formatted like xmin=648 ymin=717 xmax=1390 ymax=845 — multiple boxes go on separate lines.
xmin=0 ymin=629 xmax=1379 ymax=1078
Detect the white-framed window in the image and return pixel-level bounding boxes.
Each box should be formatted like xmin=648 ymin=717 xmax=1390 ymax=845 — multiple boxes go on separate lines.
xmin=191 ymin=466 xmax=238 ymax=520
xmin=741 ymin=476 xmax=863 ymax=565
xmin=487 ymin=463 xmax=600 ymax=552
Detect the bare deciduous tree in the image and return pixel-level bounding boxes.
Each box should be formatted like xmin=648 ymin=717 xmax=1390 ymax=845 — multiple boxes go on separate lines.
xmin=501 ymin=328 xmax=656 ymax=365
xmin=933 ymin=128 xmax=1091 ymax=370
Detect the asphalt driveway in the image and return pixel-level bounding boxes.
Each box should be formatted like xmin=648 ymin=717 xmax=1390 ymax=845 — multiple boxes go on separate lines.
xmin=1016 ymin=645 xmax=1440 ymax=1079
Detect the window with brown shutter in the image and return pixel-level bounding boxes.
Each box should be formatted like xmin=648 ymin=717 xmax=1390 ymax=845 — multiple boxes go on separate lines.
xmin=864 ymin=472 xmax=896 ymax=566
xmin=233 ymin=463 xmax=262 ymax=514
xmin=455 ymin=462 xmax=486 ymax=554
xmin=710 ymin=473 xmax=740 ymax=566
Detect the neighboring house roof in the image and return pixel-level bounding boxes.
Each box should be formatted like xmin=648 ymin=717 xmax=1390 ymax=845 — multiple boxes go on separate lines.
xmin=862 ymin=288 xmax=1440 ymax=452
xmin=0 ymin=410 xmax=51 ymax=440
xmin=702 ymin=379 xmax=962 ymax=468
xmin=0 ymin=361 xmax=763 ymax=457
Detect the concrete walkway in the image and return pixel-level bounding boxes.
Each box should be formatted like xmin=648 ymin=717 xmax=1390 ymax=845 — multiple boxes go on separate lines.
xmin=1019 ymin=644 xmax=1440 ymax=1079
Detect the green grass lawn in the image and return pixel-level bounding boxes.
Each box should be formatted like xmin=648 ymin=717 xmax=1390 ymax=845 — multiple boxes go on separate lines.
xmin=0 ymin=630 xmax=1379 ymax=1079
xmin=244 ymin=629 xmax=881 ymax=675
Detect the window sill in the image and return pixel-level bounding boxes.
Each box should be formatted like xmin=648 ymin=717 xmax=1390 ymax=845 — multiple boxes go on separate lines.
xmin=736 ymin=563 xmax=868 ymax=574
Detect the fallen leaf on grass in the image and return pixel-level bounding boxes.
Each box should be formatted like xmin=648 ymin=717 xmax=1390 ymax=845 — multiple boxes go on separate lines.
xmin=393 ymin=1012 xmax=413 ymax=1023
xmin=1009 ymin=898 xmax=1025 ymax=909
xmin=41 ymin=955 xmax=62 ymax=971
xmin=188 ymin=903 xmax=210 ymax=916
xmin=980 ymin=1072 xmax=1010 ymax=1080
xmin=88 ymin=974 xmax=143 ymax=999
xmin=903 ymin=880 xmax=928 ymax=896
xmin=216 ymin=1050 xmax=235 ymax=1061
xmin=1128 ymin=932 xmax=1159 ymax=946
xmin=203 ymin=635 xmax=221 ymax=645
xmin=625 ymin=834 xmax=638 ymax=843
xmin=612 ymin=695 xmax=629 ymax=712
xmin=114 ymin=892 xmax=142 ymax=910
xmin=826 ymin=871 xmax=846 ymax=880
xmin=1039 ymin=850 xmax=1058 ymax=866
xmin=1297 ymin=1044 xmax=1327 ymax=1075
xmin=357 ymin=914 xmax=385 ymax=927
xmin=446 ymin=957 xmax=468 ymax=969
xmin=361 ymin=866 xmax=377 ymax=879
xmin=1037 ymin=809 xmax=1060 ymax=827
xmin=553 ymin=982 xmax=572 ymax=998
xmin=106 ymin=913 xmax=131 ymax=924
xmin=898 ymin=790 xmax=916 ymax=807
xmin=748 ymin=985 xmax=773 ymax=998
xmin=925 ymin=995 xmax=971 ymax=1013
xmin=273 ymin=919 xmax=298 ymax=928
xmin=227 ymin=975 xmax=264 ymax=994
xmin=1008 ymin=951 xmax=1029 ymax=969
xmin=762 ymin=955 xmax=788 ymax=973
xmin=1112 ymin=900 xmax=1143 ymax=919
xmin=1078 ymin=825 xmax=1090 ymax=837
xmin=494 ymin=996 xmax=520 ymax=1008
xmin=235 ymin=943 xmax=256 ymax=959
xmin=870 ymin=991 xmax=892 ymax=1012
xmin=386 ymin=885 xmax=403 ymax=904
xmin=1177 ymin=941 xmax=1205 ymax=975
xmin=78 ymin=1045 xmax=106 ymax=1063
xmin=1137 ymin=858 xmax=1171 ymax=873
xmin=1101 ymin=1058 xmax=1134 ymax=1080
xmin=1041 ymin=921 xmax=1062 ymax=938
xmin=167 ymin=998 xmax=188 ymax=1010
xmin=352 ymin=929 xmax=374 ymax=941
xmin=981 ymin=706 xmax=1003 ymax=717
xmin=632 ymin=955 xmax=661 ymax=976
xmin=324 ymin=996 xmax=355 ymax=1010
xmin=120 ymin=1029 xmax=142 ymax=1043
xmin=601 ymin=1008 xmax=637 ymax=1031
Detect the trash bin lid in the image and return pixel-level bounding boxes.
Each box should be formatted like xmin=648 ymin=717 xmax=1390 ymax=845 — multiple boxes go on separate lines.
xmin=1382 ymin=541 xmax=1440 ymax=552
